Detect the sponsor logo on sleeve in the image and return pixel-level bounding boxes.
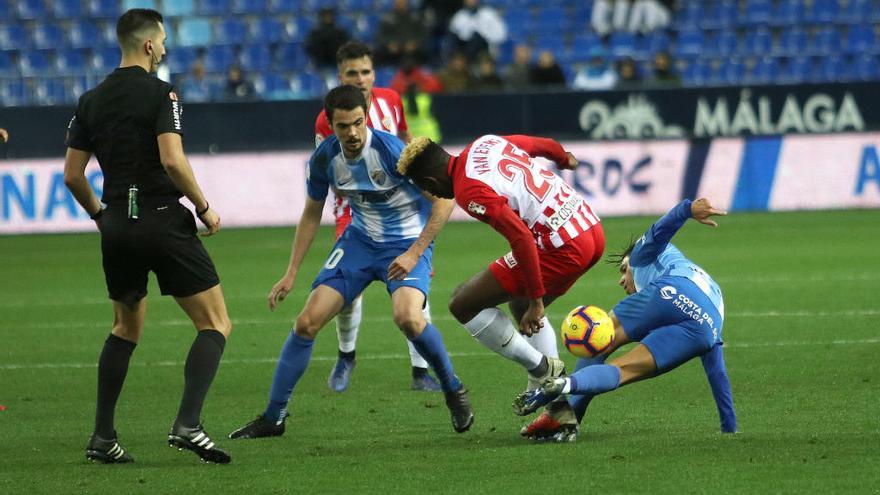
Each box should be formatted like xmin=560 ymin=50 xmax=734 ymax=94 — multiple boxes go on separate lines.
xmin=503 ymin=252 xmax=517 ymax=268
xmin=468 ymin=201 xmax=486 ymax=215
xmin=170 ymin=92 xmax=182 ymax=131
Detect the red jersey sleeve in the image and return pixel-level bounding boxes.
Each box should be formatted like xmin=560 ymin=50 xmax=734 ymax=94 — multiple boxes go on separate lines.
xmin=393 ymin=90 xmax=409 ymax=133
xmin=502 ymin=135 xmax=567 ymax=167
xmin=456 ymin=178 xmax=546 ymax=299
xmin=314 ymin=110 xmax=332 ymax=147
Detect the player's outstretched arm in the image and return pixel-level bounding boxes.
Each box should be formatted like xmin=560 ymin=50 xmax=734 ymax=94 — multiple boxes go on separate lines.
xmin=388 ymin=193 xmax=454 ymax=280
xmin=268 ymin=196 xmax=325 ymax=311
xmin=690 ymin=198 xmax=727 ymax=227
xmin=63 ymin=147 xmax=103 ymax=227
xmin=700 ymin=345 xmax=738 ymax=433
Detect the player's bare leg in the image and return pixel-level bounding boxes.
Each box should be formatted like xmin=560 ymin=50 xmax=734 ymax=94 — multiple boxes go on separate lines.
xmin=450 ymin=271 xmax=564 ymax=384
xmin=392 ymin=287 xmax=473 ymax=432
xmin=86 ymin=298 xmax=147 ymax=463
xmin=230 ymin=285 xmax=345 ymax=440
xmin=167 ymin=284 xmax=233 ymax=463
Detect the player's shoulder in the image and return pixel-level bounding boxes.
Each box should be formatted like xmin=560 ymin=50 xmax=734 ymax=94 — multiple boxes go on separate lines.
xmin=370 ymin=128 xmax=405 ymax=151
xmin=311 ymin=134 xmax=340 ymax=165
xmin=371 ymin=86 xmax=402 ymax=102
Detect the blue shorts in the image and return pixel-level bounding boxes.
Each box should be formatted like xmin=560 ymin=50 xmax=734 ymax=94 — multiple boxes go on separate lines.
xmin=612 ymin=276 xmax=724 ymax=373
xmin=311 ymin=227 xmax=432 ymax=306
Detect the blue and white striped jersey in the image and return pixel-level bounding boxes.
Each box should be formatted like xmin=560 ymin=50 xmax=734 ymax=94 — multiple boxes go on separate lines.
xmin=306 ymin=128 xmax=431 ymax=242
xmin=630 ymin=200 xmax=725 ymax=317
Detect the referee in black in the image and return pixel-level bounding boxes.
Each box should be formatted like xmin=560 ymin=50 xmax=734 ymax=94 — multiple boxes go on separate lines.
xmin=64 ymin=9 xmax=231 ymax=464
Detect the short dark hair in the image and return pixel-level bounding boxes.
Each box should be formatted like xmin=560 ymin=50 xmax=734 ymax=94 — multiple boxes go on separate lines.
xmin=397 ymin=137 xmax=449 ymax=182
xmin=116 ymin=8 xmax=163 ymax=51
xmin=324 ymin=85 xmax=368 ymax=123
xmin=607 ymin=237 xmax=637 ymax=267
xmin=336 ymin=41 xmax=372 ymax=66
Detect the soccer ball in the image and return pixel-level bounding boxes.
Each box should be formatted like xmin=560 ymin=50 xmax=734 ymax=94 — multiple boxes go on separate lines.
xmin=560 ymin=305 xmax=615 ymax=358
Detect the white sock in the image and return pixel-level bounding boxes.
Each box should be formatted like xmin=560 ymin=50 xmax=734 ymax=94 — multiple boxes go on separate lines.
xmin=464 ymin=308 xmax=543 ymax=371
xmin=561 ymin=378 xmax=572 ymax=394
xmin=525 ymin=317 xmax=558 ymax=390
xmin=408 ymin=299 xmax=432 ymax=368
xmin=335 ymin=296 xmax=362 ymax=353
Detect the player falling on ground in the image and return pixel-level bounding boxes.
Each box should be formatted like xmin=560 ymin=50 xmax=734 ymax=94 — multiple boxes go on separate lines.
xmin=228 ymin=86 xmax=472 ymax=440
xmin=397 ymin=134 xmax=604 ymax=422
xmin=314 ymin=41 xmax=441 ymax=393
xmin=516 ymin=198 xmax=737 ymax=442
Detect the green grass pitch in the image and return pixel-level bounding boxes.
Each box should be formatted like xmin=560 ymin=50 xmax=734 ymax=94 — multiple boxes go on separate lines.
xmin=1 ymin=209 xmax=878 ymax=494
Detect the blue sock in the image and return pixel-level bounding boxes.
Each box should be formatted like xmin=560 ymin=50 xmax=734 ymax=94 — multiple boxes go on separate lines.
xmin=568 ymin=355 xmax=606 ymax=422
xmin=264 ymin=331 xmax=314 ymax=422
xmin=568 ymin=364 xmax=621 ymax=396
xmin=409 ymin=323 xmax=462 ymax=393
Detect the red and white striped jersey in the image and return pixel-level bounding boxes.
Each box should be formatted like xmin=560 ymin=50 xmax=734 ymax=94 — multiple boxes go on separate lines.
xmin=314 ymin=87 xmax=408 ymax=145
xmin=452 ymin=134 xmax=600 ymax=250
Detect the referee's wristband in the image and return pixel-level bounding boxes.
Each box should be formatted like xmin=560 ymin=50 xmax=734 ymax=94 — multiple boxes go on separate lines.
xmin=89 ymin=207 xmax=104 ymax=220
xmin=196 ymin=202 xmax=210 ymax=217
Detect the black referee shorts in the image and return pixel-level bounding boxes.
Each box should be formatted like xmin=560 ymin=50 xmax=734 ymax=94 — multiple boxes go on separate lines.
xmin=100 ymin=201 xmax=220 ymax=305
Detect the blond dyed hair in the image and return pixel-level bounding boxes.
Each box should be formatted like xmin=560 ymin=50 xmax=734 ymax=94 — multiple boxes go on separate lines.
xmin=397 ymin=136 xmax=433 ymax=176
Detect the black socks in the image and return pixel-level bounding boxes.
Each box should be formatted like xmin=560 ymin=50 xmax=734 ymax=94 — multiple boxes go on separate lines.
xmin=175 ymin=329 xmax=226 ymax=429
xmin=94 ymin=334 xmax=137 ymax=438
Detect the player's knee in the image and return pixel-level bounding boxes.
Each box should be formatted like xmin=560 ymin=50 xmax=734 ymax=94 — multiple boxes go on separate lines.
xmin=448 ymin=290 xmax=474 ymax=323
xmin=111 ymin=321 xmax=142 ymax=342
xmin=392 ymin=311 xmax=425 ymax=337
xmin=214 ymin=315 xmax=232 ymax=337
xmin=294 ymin=313 xmax=323 ymax=339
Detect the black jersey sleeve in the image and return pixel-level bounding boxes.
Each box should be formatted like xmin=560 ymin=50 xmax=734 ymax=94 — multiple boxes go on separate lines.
xmin=156 ymin=86 xmax=184 ymax=136
xmin=65 ymin=112 xmax=93 ymax=152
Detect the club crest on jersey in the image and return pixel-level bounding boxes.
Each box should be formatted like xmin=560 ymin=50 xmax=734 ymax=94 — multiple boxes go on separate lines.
xmin=381 ymin=116 xmax=393 ymax=130
xmin=370 ymin=169 xmax=387 ymax=186
xmin=660 ymin=286 xmax=677 ymax=300
xmin=468 ymin=201 xmax=486 ymax=215
xmin=502 ymin=252 xmax=518 ymax=268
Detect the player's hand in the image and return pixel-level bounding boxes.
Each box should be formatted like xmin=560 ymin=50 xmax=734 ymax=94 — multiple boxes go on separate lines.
xmin=690 ymin=198 xmax=727 ymax=227
xmin=557 ymin=152 xmax=578 ymax=170
xmin=198 ymin=207 xmax=221 ymax=236
xmin=0 ymin=128 xmax=8 ymax=143
xmin=268 ymin=273 xmax=296 ymax=311
xmin=519 ymin=298 xmax=545 ymax=336
xmin=388 ymin=250 xmax=419 ymax=281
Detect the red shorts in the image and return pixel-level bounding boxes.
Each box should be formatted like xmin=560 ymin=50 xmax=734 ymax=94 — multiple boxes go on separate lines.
xmin=488 ymin=223 xmax=605 ymax=298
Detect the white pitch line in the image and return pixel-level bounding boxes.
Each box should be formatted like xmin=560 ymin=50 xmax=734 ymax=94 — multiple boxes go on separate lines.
xmin=1 ymin=338 xmax=877 ymax=371
xmin=6 ymin=308 xmax=880 ymax=331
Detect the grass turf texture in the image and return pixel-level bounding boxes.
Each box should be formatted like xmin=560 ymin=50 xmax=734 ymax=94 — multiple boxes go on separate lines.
xmin=1 ymin=209 xmax=878 ymax=494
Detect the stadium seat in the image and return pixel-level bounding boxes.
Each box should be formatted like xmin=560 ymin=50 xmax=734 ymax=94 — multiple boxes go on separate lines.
xmin=164 ymin=0 xmax=195 ymax=17
xmin=69 ymin=21 xmax=105 ymax=49
xmin=374 ymin=67 xmax=395 ymax=88
xmin=164 ymin=46 xmax=199 ymax=74
xmin=701 ymin=1 xmax=738 ymax=29
xmin=608 ymin=32 xmax=637 ymax=58
xmin=203 ymin=45 xmax=237 ymax=73
xmin=747 ymin=57 xmax=780 ymax=84
xmin=289 ymin=17 xmax=315 ymax=43
xmin=504 ymin=10 xmax=533 ymax=37
xmin=177 ymin=18 xmax=213 ymax=47
xmin=742 ymin=28 xmax=772 ymax=55
xmin=841 ymin=0 xmax=872 ymax=24
xmin=810 ymin=26 xmax=841 ymax=55
xmin=807 ymin=0 xmax=839 ymax=24
xmin=780 ymin=56 xmax=811 ymax=83
xmin=676 ymin=2 xmax=703 ymax=30
xmin=844 ymin=25 xmax=876 ymax=55
xmin=714 ymin=58 xmax=745 ymax=85
xmin=644 ymin=31 xmax=671 ymax=54
xmin=681 ymin=59 xmax=711 ymax=86
xmin=16 ymin=0 xmax=47 ymax=20
xmin=709 ymin=30 xmax=739 ymax=56
xmin=852 ymin=55 xmax=879 ymax=81
xmin=355 ymin=14 xmax=380 ymax=42
xmin=32 ymin=23 xmax=65 ymax=51
xmin=534 ymin=7 xmax=567 ymax=34
xmin=88 ymin=0 xmax=121 ymax=18
xmin=571 ymin=33 xmax=602 ymax=60
xmin=292 ymin=72 xmax=325 ymax=97
xmin=255 ymin=72 xmax=294 ymax=99
xmin=0 ymin=24 xmax=28 ymax=51
xmin=776 ymin=27 xmax=807 ymax=56
xmin=674 ymin=30 xmax=704 ymax=57
xmin=232 ymin=0 xmax=268 ymax=15
xmin=215 ymin=19 xmax=249 ymax=45
xmin=275 ymin=42 xmax=307 ymax=71
xmin=0 ymin=1 xmax=10 ymax=20
xmin=122 ymin=0 xmax=157 ymax=11
xmin=33 ymin=78 xmax=68 ymax=106
xmin=53 ymin=0 xmax=84 ymax=19
xmin=0 ymin=79 xmax=28 ymax=106
xmin=240 ymin=44 xmax=272 ymax=72
xmin=342 ymin=0 xmax=374 ymax=12
xmin=267 ymin=0 xmax=300 ymax=14
xmin=250 ymin=18 xmax=286 ymax=44
xmin=814 ymin=55 xmax=844 ymax=82
xmin=55 ymin=48 xmax=90 ymax=74
xmin=0 ymin=51 xmax=17 ymax=77
xmin=92 ymin=46 xmax=120 ymax=73
xmin=743 ymin=0 xmax=772 ymax=25
xmin=771 ymin=0 xmax=805 ymax=26
xmin=201 ymin=0 xmax=232 ymax=16
xmin=19 ymin=50 xmax=52 ymax=77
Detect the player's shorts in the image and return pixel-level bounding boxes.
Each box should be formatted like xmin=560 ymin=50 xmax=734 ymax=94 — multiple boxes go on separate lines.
xmin=612 ymin=276 xmax=724 ymax=372
xmin=488 ymin=223 xmax=605 ymax=298
xmin=101 ymin=199 xmax=220 ymax=305
xmin=312 ymin=226 xmax=432 ymax=305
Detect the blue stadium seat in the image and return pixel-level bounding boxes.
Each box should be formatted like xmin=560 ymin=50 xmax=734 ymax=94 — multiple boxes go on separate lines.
xmin=201 ymin=0 xmax=232 ymax=15
xmin=810 ymin=26 xmax=841 ymax=55
xmin=255 ymin=72 xmax=293 ymax=100
xmin=56 ymin=48 xmax=90 ymax=74
xmin=707 ymin=30 xmax=738 ymax=56
xmin=0 ymin=1 xmax=11 ymax=20
xmin=776 ymin=27 xmax=806 ymax=56
xmin=814 ymin=56 xmax=844 ymax=82
xmin=742 ymin=0 xmax=772 ymax=25
xmin=301 ymin=0 xmax=324 ymax=12
xmin=844 ymin=25 xmax=876 ymax=55
xmin=215 ymin=19 xmax=249 ymax=45
xmin=674 ymin=30 xmax=704 ymax=57
xmin=88 ymin=0 xmax=121 ymax=18
xmin=771 ymin=0 xmax=805 ymax=26
xmin=164 ymin=0 xmax=195 ymax=17
xmin=177 ymin=18 xmax=213 ymax=47
xmin=289 ymin=17 xmax=315 ymax=43
xmin=852 ymin=55 xmax=879 ymax=81
xmin=355 ymin=14 xmax=380 ymax=42
xmin=276 ymin=42 xmax=307 ymax=71
xmin=122 ymin=0 xmax=158 ymax=11
xmin=204 ymin=45 xmax=237 ymax=73
xmin=713 ymin=58 xmax=745 ymax=85
xmin=644 ymin=31 xmax=671 ymax=54
xmin=374 ymin=67 xmax=394 ymax=88
xmin=69 ymin=20 xmax=105 ymax=49
xmin=681 ymin=59 xmax=711 ymax=86
xmin=19 ymin=50 xmax=52 ymax=76
xmin=32 ymin=23 xmax=65 ymax=51
xmin=747 ymin=57 xmax=780 ymax=84
xmin=608 ymin=32 xmax=637 ymax=58
xmin=267 ymin=0 xmax=300 ymax=14
xmin=807 ymin=0 xmax=839 ymax=24
xmin=92 ymin=46 xmax=119 ymax=73
xmin=742 ymin=28 xmax=772 ymax=55
xmin=34 ymin=78 xmax=68 ymax=105
xmin=99 ymin=20 xmax=120 ymax=46
xmin=54 ymin=0 xmax=84 ymax=19
xmin=17 ymin=0 xmax=47 ymax=19
xmin=504 ymin=10 xmax=533 ymax=37
xmin=240 ymin=44 xmax=272 ymax=72
xmin=233 ymin=0 xmax=267 ymax=14
xmin=69 ymin=76 xmax=92 ymax=100
xmin=701 ymin=1 xmax=738 ymax=29
xmin=293 ymin=72 xmax=326 ymax=97
xmin=342 ymin=0 xmax=373 ymax=12
xmin=676 ymin=2 xmax=703 ymax=30
xmin=571 ymin=33 xmax=602 ymax=60
xmin=0 ymin=80 xmax=29 ymax=106
xmin=780 ymin=56 xmax=811 ymax=82
xmin=534 ymin=7 xmax=567 ymax=34
xmin=841 ymin=0 xmax=872 ymax=24
xmin=251 ymin=18 xmax=286 ymax=44
xmin=0 ymin=24 xmax=28 ymax=51
xmin=165 ymin=46 xmax=198 ymax=74
xmin=0 ymin=51 xmax=17 ymax=77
